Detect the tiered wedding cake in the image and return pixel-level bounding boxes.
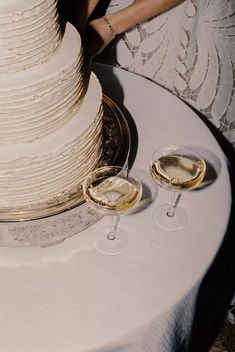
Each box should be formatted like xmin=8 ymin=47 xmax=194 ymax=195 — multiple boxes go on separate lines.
xmin=0 ymin=0 xmax=104 ymax=211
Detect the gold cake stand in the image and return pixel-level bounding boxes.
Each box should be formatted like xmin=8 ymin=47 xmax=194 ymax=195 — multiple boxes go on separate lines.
xmin=0 ymin=95 xmax=131 ymax=247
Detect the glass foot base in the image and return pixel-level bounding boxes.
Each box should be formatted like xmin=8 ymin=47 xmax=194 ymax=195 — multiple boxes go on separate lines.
xmin=93 ymin=226 xmax=128 ymax=255
xmin=152 ymin=204 xmax=188 ymax=230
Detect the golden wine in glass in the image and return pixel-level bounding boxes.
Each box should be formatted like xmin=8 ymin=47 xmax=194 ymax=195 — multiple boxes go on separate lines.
xmin=150 ymin=145 xmax=206 ymax=230
xmin=83 ymin=166 xmax=142 ymax=254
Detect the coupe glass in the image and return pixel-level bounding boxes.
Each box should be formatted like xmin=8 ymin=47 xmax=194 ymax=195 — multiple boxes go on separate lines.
xmin=149 ymin=145 xmax=206 ymax=230
xmin=83 ymin=166 xmax=142 ymax=255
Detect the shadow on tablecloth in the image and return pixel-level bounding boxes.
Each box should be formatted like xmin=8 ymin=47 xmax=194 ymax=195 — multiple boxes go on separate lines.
xmin=186 ymin=113 xmax=235 ymax=352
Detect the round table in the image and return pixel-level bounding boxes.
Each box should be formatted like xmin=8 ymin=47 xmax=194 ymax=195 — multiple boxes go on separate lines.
xmin=0 ymin=64 xmax=232 ymax=352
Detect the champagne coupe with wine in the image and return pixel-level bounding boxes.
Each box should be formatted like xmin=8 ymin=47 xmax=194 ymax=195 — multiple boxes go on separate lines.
xmin=83 ymin=166 xmax=142 ymax=255
xmin=150 ymin=145 xmax=206 ymax=230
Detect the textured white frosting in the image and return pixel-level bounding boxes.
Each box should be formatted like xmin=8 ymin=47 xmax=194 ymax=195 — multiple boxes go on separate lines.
xmin=0 ymin=22 xmax=84 ymax=145
xmin=0 ymin=0 xmax=104 ymax=210
xmin=0 ymin=0 xmax=60 ymax=73
xmin=0 ymin=72 xmax=103 ymax=208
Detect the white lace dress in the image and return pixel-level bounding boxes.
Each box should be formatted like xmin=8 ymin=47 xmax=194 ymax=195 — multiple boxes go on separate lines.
xmin=105 ymin=0 xmax=235 ymax=147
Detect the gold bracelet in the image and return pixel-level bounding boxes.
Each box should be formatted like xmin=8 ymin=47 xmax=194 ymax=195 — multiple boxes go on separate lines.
xmin=102 ymin=16 xmax=116 ymax=39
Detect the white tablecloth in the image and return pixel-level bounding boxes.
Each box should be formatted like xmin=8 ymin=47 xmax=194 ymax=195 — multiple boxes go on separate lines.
xmin=0 ymin=64 xmax=232 ymax=352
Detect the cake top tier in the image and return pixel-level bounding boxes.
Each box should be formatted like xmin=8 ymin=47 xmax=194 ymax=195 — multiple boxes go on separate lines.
xmin=0 ymin=0 xmax=61 ymax=74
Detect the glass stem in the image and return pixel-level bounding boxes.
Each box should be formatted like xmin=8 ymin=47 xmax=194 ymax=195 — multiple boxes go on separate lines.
xmin=107 ymin=216 xmax=120 ymax=240
xmin=167 ymin=191 xmax=181 ymax=217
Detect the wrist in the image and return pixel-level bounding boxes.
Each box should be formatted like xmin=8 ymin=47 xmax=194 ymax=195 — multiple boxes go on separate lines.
xmin=105 ymin=12 xmax=133 ymax=35
xmin=89 ymin=18 xmax=115 ymax=43
xmin=102 ymin=16 xmax=116 ymax=39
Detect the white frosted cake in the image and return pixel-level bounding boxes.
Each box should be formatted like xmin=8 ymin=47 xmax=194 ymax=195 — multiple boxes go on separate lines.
xmin=0 ymin=0 xmax=104 ymax=210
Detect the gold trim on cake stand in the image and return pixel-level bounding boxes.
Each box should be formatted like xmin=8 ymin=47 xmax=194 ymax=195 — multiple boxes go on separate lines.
xmin=0 ymin=95 xmax=130 ymax=247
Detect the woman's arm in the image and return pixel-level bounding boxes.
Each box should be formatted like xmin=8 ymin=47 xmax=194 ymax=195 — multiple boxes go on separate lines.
xmin=76 ymin=0 xmax=100 ymax=33
xmin=84 ymin=0 xmax=100 ymax=20
xmin=106 ymin=0 xmax=184 ymax=35
xmin=84 ymin=0 xmax=184 ymax=57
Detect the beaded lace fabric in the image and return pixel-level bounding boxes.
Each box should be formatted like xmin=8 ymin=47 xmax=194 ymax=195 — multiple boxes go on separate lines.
xmin=106 ymin=0 xmax=235 ymax=147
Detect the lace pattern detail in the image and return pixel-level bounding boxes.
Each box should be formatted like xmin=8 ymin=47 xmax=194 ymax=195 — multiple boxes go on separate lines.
xmin=107 ymin=0 xmax=235 ymax=146
xmin=227 ymin=295 xmax=235 ymax=325
xmin=106 ymin=0 xmax=134 ymax=14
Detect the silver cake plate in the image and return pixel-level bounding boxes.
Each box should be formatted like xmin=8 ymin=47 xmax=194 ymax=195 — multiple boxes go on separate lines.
xmin=0 ymin=95 xmax=130 ymax=247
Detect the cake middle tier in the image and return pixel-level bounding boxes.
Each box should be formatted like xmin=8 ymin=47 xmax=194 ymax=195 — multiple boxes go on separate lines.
xmin=0 ymin=22 xmax=85 ymax=145
xmin=0 ymin=71 xmax=103 ymax=209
